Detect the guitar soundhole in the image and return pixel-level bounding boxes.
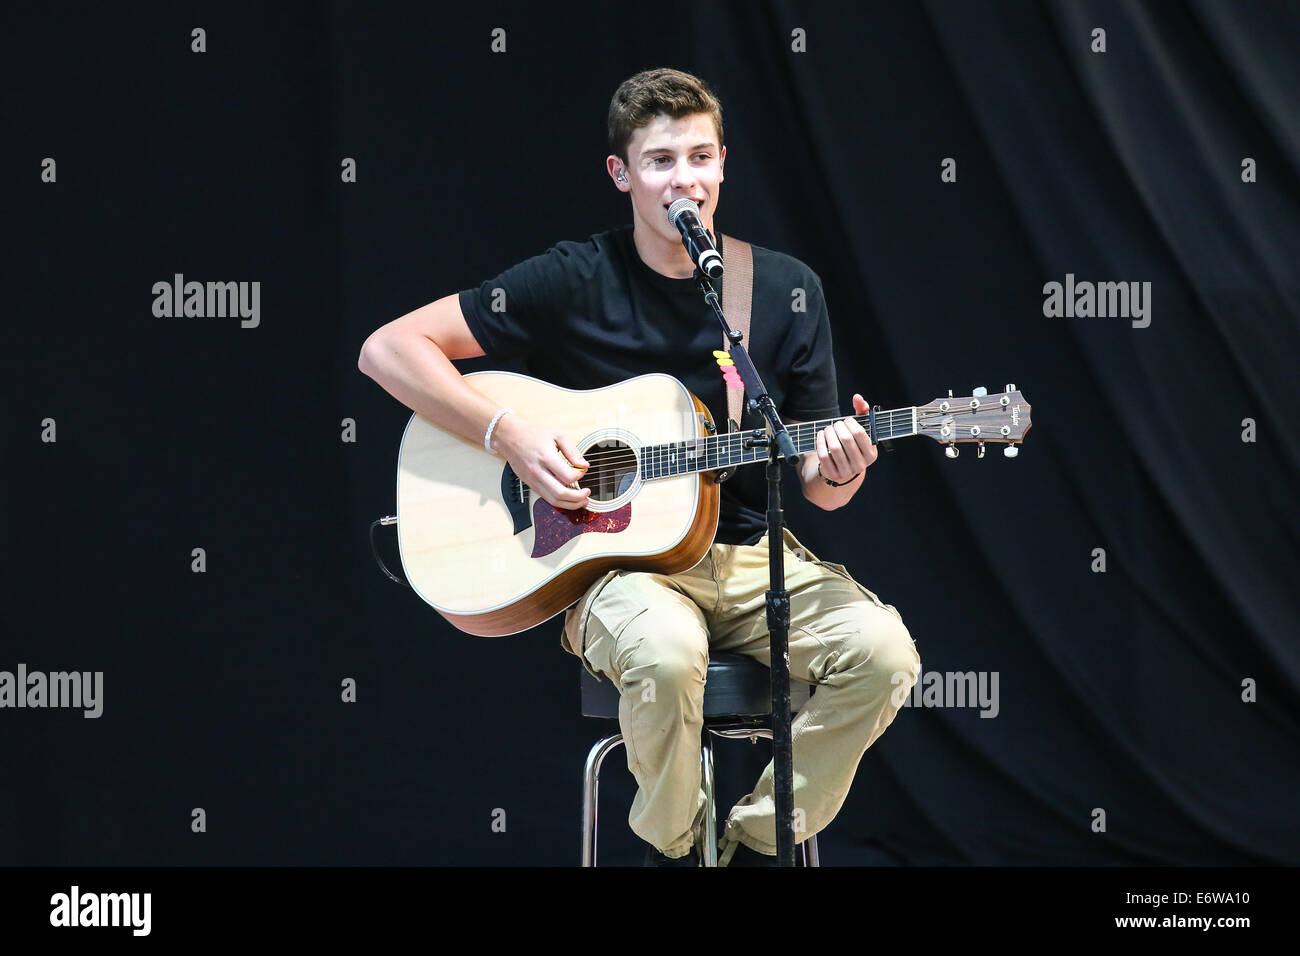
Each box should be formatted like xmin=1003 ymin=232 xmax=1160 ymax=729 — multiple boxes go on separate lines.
xmin=577 ymin=439 xmax=637 ymax=503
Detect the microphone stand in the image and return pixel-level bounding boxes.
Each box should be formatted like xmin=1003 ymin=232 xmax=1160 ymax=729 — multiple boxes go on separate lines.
xmin=694 ymin=269 xmax=801 ymax=868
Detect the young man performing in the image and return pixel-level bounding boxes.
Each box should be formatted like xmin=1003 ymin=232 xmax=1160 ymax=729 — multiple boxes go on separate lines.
xmin=358 ymin=68 xmax=920 ymax=866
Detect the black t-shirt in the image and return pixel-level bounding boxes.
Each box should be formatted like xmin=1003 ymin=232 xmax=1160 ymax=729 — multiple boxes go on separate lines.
xmin=457 ymin=224 xmax=841 ymax=546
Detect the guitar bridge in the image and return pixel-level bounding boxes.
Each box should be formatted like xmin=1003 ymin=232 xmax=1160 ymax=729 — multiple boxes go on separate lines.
xmin=500 ymin=464 xmax=531 ymax=536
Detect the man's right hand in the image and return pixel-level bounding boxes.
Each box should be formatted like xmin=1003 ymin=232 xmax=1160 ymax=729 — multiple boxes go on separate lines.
xmin=493 ymin=415 xmax=593 ymax=511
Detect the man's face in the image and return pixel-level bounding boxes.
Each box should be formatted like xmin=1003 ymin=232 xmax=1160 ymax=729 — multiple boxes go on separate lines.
xmin=609 ymin=113 xmax=725 ymax=244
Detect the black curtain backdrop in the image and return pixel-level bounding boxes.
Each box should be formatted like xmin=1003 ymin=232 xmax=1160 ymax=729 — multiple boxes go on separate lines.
xmin=5 ymin=1 xmax=1298 ymax=866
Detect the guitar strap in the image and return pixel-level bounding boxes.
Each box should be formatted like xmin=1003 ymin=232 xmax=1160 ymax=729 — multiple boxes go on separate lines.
xmin=718 ymin=233 xmax=753 ymax=434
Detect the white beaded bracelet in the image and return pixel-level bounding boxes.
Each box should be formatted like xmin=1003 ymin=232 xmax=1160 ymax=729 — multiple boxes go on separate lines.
xmin=484 ymin=407 xmax=514 ymax=454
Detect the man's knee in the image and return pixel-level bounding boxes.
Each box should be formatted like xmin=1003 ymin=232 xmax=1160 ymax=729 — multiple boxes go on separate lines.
xmin=836 ymin=605 xmax=920 ymax=690
xmin=617 ymin=607 xmax=709 ymax=699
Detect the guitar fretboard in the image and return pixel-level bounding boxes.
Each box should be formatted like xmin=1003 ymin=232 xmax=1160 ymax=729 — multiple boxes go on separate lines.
xmin=641 ymin=407 xmax=917 ymax=480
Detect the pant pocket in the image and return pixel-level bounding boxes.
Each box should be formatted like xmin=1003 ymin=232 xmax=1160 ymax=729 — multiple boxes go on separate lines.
xmin=779 ymin=527 xmax=822 ymax=564
xmin=564 ymin=569 xmax=623 ymax=682
xmin=814 ymin=560 xmax=904 ymax=622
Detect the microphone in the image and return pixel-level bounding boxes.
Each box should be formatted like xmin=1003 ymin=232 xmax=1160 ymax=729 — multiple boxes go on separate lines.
xmin=666 ymin=198 xmax=723 ymax=278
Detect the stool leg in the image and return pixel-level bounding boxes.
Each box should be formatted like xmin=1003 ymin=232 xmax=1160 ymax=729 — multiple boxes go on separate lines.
xmin=582 ymin=733 xmax=624 ymax=867
xmin=700 ymin=734 xmax=718 ymax=866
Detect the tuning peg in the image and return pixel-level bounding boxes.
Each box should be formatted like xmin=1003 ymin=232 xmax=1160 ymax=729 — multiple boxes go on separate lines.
xmin=1005 ymin=383 xmax=1016 ymax=392
xmin=977 ymin=442 xmax=986 ymax=459
xmin=945 ymin=445 xmax=959 ymax=459
xmin=972 ymin=386 xmax=987 ymax=397
xmin=1003 ymin=445 xmax=1018 ymax=459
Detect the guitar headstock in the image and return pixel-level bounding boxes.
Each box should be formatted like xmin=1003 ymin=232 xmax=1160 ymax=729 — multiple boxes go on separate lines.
xmin=916 ymin=385 xmax=1032 ymax=459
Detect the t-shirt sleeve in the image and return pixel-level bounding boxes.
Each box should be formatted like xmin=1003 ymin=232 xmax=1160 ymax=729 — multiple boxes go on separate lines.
xmin=781 ymin=274 xmax=841 ymax=420
xmin=457 ymin=245 xmax=574 ymax=360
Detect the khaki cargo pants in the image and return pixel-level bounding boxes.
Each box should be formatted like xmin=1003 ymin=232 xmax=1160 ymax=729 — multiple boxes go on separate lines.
xmin=562 ymin=526 xmax=921 ymax=861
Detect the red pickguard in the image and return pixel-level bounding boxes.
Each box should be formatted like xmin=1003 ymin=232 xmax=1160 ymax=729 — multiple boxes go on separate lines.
xmin=530 ymin=500 xmax=632 ymax=557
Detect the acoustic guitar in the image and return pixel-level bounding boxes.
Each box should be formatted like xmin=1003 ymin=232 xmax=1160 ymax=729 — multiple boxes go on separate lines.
xmin=394 ymin=371 xmax=1031 ymax=636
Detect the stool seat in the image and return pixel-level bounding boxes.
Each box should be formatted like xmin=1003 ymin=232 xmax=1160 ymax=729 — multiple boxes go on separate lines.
xmin=580 ymin=650 xmax=812 ymax=719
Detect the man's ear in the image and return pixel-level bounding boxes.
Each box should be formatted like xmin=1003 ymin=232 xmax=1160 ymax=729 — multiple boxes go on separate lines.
xmin=719 ymin=145 xmax=726 ymax=182
xmin=607 ymin=155 xmax=631 ymax=192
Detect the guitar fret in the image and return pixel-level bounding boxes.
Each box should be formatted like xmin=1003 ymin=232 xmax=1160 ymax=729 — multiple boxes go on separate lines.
xmin=638 ymin=408 xmax=918 ymax=482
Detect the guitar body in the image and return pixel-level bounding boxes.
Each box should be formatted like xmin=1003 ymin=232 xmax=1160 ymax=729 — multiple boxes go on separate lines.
xmin=396 ymin=371 xmax=720 ymax=636
xmin=390 ymin=367 xmax=1032 ymax=638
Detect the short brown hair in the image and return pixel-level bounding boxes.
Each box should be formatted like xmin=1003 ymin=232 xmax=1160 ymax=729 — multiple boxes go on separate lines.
xmin=607 ymin=68 xmax=724 ymax=164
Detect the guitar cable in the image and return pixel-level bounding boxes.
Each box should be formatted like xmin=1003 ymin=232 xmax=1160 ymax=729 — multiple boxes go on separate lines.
xmin=369 ymin=516 xmax=410 ymax=587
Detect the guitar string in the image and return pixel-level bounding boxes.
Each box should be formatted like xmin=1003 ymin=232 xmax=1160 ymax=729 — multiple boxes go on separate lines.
xmin=574 ymin=409 xmax=1010 ymax=468
xmin=506 ymin=408 xmax=1020 ymax=496
xmin=563 ymin=439 xmax=919 ymax=474
xmin=553 ymin=412 xmax=918 ymax=467
xmin=515 ymin=437 xmax=1015 ymax=492
xmin=505 ymin=405 xmax=1016 ymax=474
xmin=520 ymin=423 xmax=1002 ymax=475
xmin=509 ymin=416 xmax=926 ymax=498
xmin=511 ymin=416 xmax=922 ymax=489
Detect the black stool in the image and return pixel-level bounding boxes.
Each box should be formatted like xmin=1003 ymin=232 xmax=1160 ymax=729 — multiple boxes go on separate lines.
xmin=580 ymin=650 xmax=822 ymax=867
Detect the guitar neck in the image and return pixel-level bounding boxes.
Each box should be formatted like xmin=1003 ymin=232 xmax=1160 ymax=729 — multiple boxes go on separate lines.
xmin=641 ymin=407 xmax=916 ymax=480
